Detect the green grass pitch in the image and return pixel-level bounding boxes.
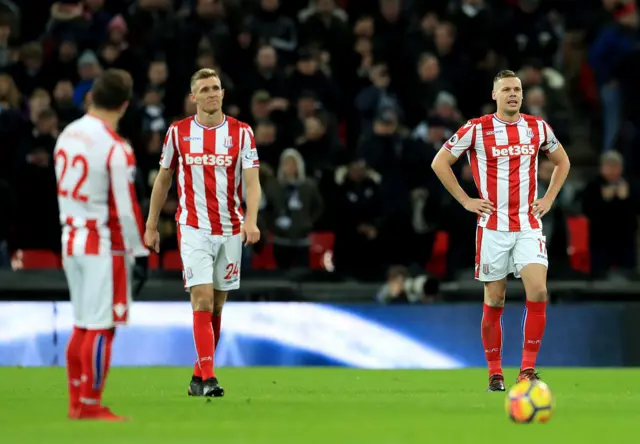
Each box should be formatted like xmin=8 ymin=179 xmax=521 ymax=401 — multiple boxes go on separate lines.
xmin=1 ymin=367 xmax=639 ymax=443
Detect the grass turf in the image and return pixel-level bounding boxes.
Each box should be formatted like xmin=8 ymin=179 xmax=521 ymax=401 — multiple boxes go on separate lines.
xmin=0 ymin=367 xmax=638 ymax=443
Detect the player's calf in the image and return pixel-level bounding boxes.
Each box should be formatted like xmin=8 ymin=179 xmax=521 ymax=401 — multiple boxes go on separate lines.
xmin=66 ymin=326 xmax=86 ymax=417
xmin=79 ymin=328 xmax=114 ymax=407
xmin=191 ymin=284 xmax=217 ymax=382
xmin=482 ymin=280 xmax=506 ymax=380
xmin=213 ymin=289 xmax=227 ymax=349
xmin=519 ymin=264 xmax=548 ymax=372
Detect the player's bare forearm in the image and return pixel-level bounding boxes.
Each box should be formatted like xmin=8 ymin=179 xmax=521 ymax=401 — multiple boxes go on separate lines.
xmin=146 ymin=168 xmax=173 ymax=229
xmin=243 ymin=168 xmax=261 ymax=225
xmin=431 ymin=148 xmax=471 ymax=206
xmin=543 ymin=144 xmax=571 ymax=202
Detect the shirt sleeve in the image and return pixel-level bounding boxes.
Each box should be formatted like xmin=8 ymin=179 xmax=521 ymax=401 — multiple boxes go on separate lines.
xmin=240 ymin=124 xmax=260 ymax=170
xmin=159 ymin=125 xmax=179 ymax=169
xmin=442 ymin=121 xmax=477 ymax=158
xmin=540 ymin=120 xmax=559 ymax=153
xmin=109 ymin=143 xmax=149 ymax=257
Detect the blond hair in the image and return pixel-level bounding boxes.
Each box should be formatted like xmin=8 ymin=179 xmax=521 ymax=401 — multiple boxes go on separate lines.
xmin=190 ymin=68 xmax=219 ymax=92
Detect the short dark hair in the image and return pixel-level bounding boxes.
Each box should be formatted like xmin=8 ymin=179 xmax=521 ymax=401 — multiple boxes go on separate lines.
xmin=91 ymin=69 xmax=133 ymax=111
xmin=493 ymin=69 xmax=517 ymax=83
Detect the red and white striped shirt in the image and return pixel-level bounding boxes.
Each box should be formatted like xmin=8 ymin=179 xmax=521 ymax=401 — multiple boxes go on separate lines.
xmin=54 ymin=114 xmax=147 ymax=256
xmin=159 ymin=115 xmax=259 ymax=235
xmin=443 ymin=113 xmax=560 ymax=232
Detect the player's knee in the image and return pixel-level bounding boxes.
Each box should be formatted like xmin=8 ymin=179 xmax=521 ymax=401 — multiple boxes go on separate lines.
xmin=192 ymin=298 xmax=213 ymax=312
xmin=526 ymin=285 xmax=547 ymax=303
xmin=485 ymin=295 xmax=505 ymax=307
xmin=212 ymin=302 xmax=224 ymax=316
xmin=484 ymin=282 xmax=506 ymax=307
xmin=213 ymin=290 xmax=227 ymax=315
xmin=190 ymin=286 xmax=214 ymax=312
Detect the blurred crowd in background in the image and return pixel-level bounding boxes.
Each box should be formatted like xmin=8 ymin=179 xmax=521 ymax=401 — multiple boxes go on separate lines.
xmin=0 ymin=0 xmax=639 ymax=285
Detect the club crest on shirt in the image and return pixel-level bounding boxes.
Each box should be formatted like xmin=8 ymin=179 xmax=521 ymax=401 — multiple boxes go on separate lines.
xmin=223 ymin=136 xmax=233 ymax=148
xmin=526 ymin=128 xmax=534 ymax=139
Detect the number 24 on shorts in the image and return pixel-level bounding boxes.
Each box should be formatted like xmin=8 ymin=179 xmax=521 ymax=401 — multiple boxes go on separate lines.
xmin=224 ymin=262 xmax=239 ymax=280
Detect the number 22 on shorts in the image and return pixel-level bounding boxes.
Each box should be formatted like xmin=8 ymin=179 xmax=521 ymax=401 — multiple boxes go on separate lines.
xmin=224 ymin=262 xmax=239 ymax=280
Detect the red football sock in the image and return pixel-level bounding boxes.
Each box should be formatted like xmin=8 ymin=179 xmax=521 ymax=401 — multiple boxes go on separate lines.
xmin=193 ymin=360 xmax=202 ymax=378
xmin=194 ymin=314 xmax=222 ymax=378
xmin=80 ymin=328 xmax=115 ymax=407
xmin=482 ymin=304 xmax=504 ymax=377
xmin=66 ymin=326 xmax=86 ymax=411
xmin=193 ymin=311 xmax=215 ymax=380
xmin=213 ymin=314 xmax=222 ymax=350
xmin=522 ymin=300 xmax=546 ymax=370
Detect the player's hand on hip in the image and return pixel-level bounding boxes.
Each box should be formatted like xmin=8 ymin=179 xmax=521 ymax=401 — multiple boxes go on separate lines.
xmin=143 ymin=227 xmax=160 ymax=253
xmin=242 ymin=222 xmax=260 ymax=246
xmin=463 ymin=198 xmax=495 ymax=217
xmin=532 ymin=197 xmax=553 ymax=218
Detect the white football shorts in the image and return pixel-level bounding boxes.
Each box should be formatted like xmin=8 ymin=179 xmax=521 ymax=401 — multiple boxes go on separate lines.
xmin=63 ymin=254 xmax=133 ymax=329
xmin=178 ymin=224 xmax=243 ymax=291
xmin=475 ymin=227 xmax=548 ymax=282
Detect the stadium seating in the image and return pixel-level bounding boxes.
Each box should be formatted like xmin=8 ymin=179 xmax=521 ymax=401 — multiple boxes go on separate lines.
xmin=161 ymin=250 xmax=182 ymax=271
xmin=11 ymin=250 xmax=61 ymax=269
xmin=426 ymin=231 xmax=449 ymax=278
xmin=4 ymin=217 xmax=593 ymax=275
xmin=567 ymin=215 xmax=590 ymax=274
xmin=309 ymin=231 xmax=335 ymax=270
xmin=251 ymin=239 xmax=277 ymax=270
xmin=149 ymin=252 xmax=160 ymax=270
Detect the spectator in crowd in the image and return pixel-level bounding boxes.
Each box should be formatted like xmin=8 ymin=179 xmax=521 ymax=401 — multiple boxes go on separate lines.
xmin=52 ymin=79 xmax=83 ymax=128
xmin=375 ymin=265 xmax=440 ymax=304
xmin=355 ymin=62 xmax=403 ymax=137
xmin=245 ymin=0 xmax=298 ymax=62
xmin=589 ymin=1 xmax=638 ymax=152
xmin=332 ymin=158 xmax=383 ymax=280
xmin=263 ymin=148 xmax=323 ymax=269
xmin=582 ymin=151 xmax=639 ymax=279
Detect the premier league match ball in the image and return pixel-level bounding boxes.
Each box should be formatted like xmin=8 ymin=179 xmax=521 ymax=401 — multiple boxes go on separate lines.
xmin=505 ymin=380 xmax=554 ymax=423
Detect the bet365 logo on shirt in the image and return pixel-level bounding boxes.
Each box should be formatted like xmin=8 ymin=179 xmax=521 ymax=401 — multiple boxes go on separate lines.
xmin=184 ymin=153 xmax=233 ymax=167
